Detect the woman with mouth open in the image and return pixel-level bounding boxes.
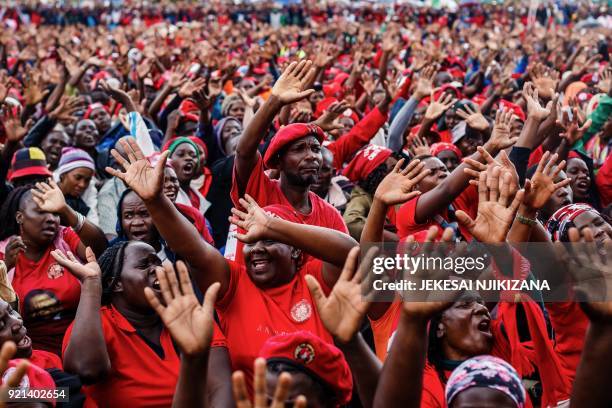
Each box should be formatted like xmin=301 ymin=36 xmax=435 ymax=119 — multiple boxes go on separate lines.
xmin=0 ymin=181 xmax=107 ymax=356
xmin=55 ymin=245 xmax=234 ymax=408
xmin=105 ymin=137 xmax=363 ymax=395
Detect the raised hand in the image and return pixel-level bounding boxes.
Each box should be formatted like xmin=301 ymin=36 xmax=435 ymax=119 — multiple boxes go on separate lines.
xmin=192 ymin=87 xmax=216 ymax=112
xmin=305 ymin=246 xmax=378 ymax=344
xmin=0 ymin=105 xmax=27 ymax=143
xmin=51 ymin=247 xmax=100 ymax=281
xmin=271 ymin=60 xmax=316 ymax=105
xmin=48 ymin=96 xmax=83 ymax=123
xmin=597 ymin=67 xmax=611 ymax=95
xmin=229 ymin=195 xmax=273 ymax=244
xmin=23 ymin=66 xmax=49 ymax=106
xmin=313 ymin=100 xmax=350 ymax=132
xmin=562 ymin=228 xmax=612 ymax=322
xmin=523 ymin=151 xmax=570 ymax=210
xmin=361 ymin=71 xmax=377 ymax=95
xmin=144 ymin=261 xmax=221 ymax=357
xmin=413 ymin=64 xmax=437 ymax=100
xmin=456 ymin=103 xmax=489 ymax=131
xmin=374 ymin=159 xmax=430 ymax=206
xmin=105 ymin=138 xmax=168 ymax=202
xmin=424 ymin=91 xmax=457 ymax=122
xmin=0 ymin=71 xmax=13 ymax=104
xmin=486 ymin=108 xmax=518 ymax=151
xmin=556 ymin=103 xmax=592 ymax=146
xmin=3 ymin=237 xmax=26 ymax=271
xmin=456 ymin=167 xmax=524 ymax=243
xmin=522 ymin=82 xmax=553 ymax=121
xmin=528 ymin=62 xmax=559 ymax=100
xmin=168 ymin=64 xmax=189 ymax=89
xmin=31 ymin=180 xmax=68 ymax=214
xmin=178 ymin=77 xmax=207 ymax=99
xmin=233 ymin=358 xmax=306 ymax=408
xmin=464 ymin=146 xmax=519 ymax=189
xmin=408 ymin=136 xmax=431 ymax=157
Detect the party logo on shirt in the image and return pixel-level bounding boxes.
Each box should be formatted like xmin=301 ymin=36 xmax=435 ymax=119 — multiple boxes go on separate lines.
xmin=294 ymin=343 xmax=315 ymax=365
xmin=2 ymin=367 xmax=29 ymax=390
xmin=290 ymin=299 xmax=312 ymax=323
xmin=47 ymin=263 xmax=63 ymax=280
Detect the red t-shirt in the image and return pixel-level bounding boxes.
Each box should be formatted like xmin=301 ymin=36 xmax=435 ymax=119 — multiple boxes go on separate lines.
xmin=216 ymin=259 xmax=333 ymax=394
xmin=396 ymin=185 xmax=478 ymax=241
xmin=0 ymin=227 xmax=82 ymax=356
xmin=229 ymin=156 xmax=348 ymax=262
xmin=62 ymin=305 xmax=227 ymax=408
xmin=30 ymin=349 xmax=63 ymax=370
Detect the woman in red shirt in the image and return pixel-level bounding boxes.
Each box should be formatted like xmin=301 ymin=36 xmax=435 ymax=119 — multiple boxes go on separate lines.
xmin=57 ymin=242 xmax=233 ymax=408
xmin=106 ymin=138 xmax=358 ymax=393
xmin=0 ymin=182 xmax=107 ymax=355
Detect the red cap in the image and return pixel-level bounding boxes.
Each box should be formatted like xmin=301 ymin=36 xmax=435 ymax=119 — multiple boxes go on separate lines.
xmin=260 ymin=331 xmax=353 ymax=405
xmin=342 ymin=144 xmax=392 ymax=182
xmin=263 ymin=123 xmax=325 ymax=168
xmin=2 ymin=360 xmax=56 ymax=407
xmin=430 ymin=142 xmax=463 ymax=159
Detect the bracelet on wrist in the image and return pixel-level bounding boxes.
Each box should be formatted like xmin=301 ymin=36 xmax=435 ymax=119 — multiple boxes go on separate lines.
xmin=516 ymin=213 xmax=538 ymax=226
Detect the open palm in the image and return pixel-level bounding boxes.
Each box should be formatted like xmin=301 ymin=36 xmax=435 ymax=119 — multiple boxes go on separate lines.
xmin=144 ymin=261 xmax=220 ymax=357
xmin=106 ymin=138 xmax=166 ymax=201
xmin=51 ymin=247 xmax=101 ymax=281
xmin=271 ymin=60 xmax=316 ymax=104
xmin=374 ymin=159 xmax=429 ymax=206
xmin=32 ymin=180 xmax=67 ymax=213
xmin=229 ymin=195 xmax=272 ymax=244
xmin=523 ymin=151 xmax=569 ymax=210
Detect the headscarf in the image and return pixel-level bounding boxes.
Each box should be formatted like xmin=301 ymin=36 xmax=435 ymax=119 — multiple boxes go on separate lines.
xmin=445 ymin=355 xmax=526 ymax=408
xmin=341 ymin=145 xmax=392 ymax=183
xmin=214 ymin=117 xmax=242 ymax=156
xmin=545 ymin=203 xmax=598 ymax=242
xmin=221 ymin=94 xmax=243 ymax=117
xmin=430 ymin=142 xmax=463 ymax=160
xmin=163 ymin=137 xmax=201 ymax=164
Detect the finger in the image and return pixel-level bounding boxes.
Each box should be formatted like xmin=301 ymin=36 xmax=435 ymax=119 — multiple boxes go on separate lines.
xmin=498 ymin=171 xmax=512 ymax=207
xmin=271 ymin=372 xmax=292 ymax=407
xmin=509 ymin=188 xmax=525 ymax=215
xmin=354 ymin=246 xmax=380 ymax=284
xmin=202 ymin=282 xmax=221 ymax=316
xmin=232 ymin=371 xmax=252 ymax=408
xmin=164 ymin=262 xmax=182 ymax=297
xmin=175 ymin=260 xmax=194 ymax=297
xmin=476 ymin=146 xmax=496 ymax=164
xmin=404 ymin=160 xmax=425 ymax=178
xmin=127 ymin=137 xmax=145 ymax=161
xmin=487 ymin=166 xmax=501 ymax=202
xmin=105 ymin=166 xmax=125 ymax=180
xmin=392 ymin=158 xmax=405 ymax=174
xmin=338 ymin=246 xmax=360 ymax=282
xmin=66 ymin=251 xmax=79 ymax=263
xmin=144 ymin=287 xmax=165 ymax=316
xmin=244 ymin=194 xmax=259 ymax=208
xmin=463 ymin=168 xmax=481 ymax=180
xmin=553 ymin=178 xmax=572 ymax=190
xmin=110 ymin=149 xmax=130 ymax=172
xmin=85 ymin=247 xmax=97 ymax=264
xmin=0 ymin=341 xmax=16 ymax=374
xmin=455 ymin=209 xmax=476 ymax=230
xmin=478 ymin=170 xmax=487 ymax=203
xmin=5 ymin=360 xmax=28 ymax=388
xmin=228 ymin=216 xmax=247 ymax=231
xmin=155 ymin=266 xmax=175 ymax=305
xmin=253 ymin=357 xmax=267 ymax=407
xmin=293 ymin=395 xmax=307 ymax=408
xmin=305 ymin=275 xmax=327 ymax=314
xmin=535 ymin=150 xmax=550 ymax=175
xmin=463 ymin=158 xmax=487 ymax=171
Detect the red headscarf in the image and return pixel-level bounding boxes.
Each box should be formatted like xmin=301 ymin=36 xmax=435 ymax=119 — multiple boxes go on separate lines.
xmin=342 ymin=145 xmax=392 ymax=182
xmin=430 ymin=142 xmax=463 ymax=159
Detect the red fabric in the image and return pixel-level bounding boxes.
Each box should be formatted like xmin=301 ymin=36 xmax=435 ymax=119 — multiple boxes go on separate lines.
xmin=326 ymin=106 xmax=388 ymax=169
xmin=430 ymin=142 xmax=462 ymax=160
xmin=2 ymin=360 xmax=56 ymax=406
xmin=341 ymin=144 xmax=392 ymax=183
xmin=1 ymin=227 xmax=81 ymax=356
xmin=216 ymin=260 xmax=333 ymax=396
xmin=62 ymin=305 xmax=226 ymax=408
xmin=230 ymin=155 xmax=348 ymax=264
xmin=176 ymin=203 xmax=214 ymax=245
xmin=499 ymin=100 xmax=526 ymax=122
xmin=84 ymin=102 xmax=109 ymax=119
xmin=259 ymin=331 xmax=353 ymax=404
xmin=596 ymin=152 xmax=612 ymax=207
xmin=527 ymin=145 xmax=544 ymax=169
xmin=263 ymin=123 xmax=325 ymax=168
xmin=30 ymin=349 xmax=63 ymax=370
xmin=396 ymin=185 xmax=478 ymax=241
xmin=545 ymin=301 xmax=589 ymax=384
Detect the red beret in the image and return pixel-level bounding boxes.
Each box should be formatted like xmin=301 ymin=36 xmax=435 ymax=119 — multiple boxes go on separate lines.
xmin=430 ymin=142 xmax=463 ymax=159
xmin=342 ymin=144 xmax=392 ymax=182
xmin=260 ymin=331 xmax=353 ymax=405
xmin=263 ymin=123 xmax=325 ymax=168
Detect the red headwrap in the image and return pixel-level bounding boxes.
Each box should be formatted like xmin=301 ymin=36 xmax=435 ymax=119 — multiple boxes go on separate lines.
xmin=263 ymin=123 xmax=325 ymax=168
xmin=84 ymin=102 xmax=109 ymax=119
xmin=430 ymin=142 xmax=463 ymax=159
xmin=342 ymin=145 xmax=392 ymax=182
xmin=499 ymin=100 xmax=526 ymax=122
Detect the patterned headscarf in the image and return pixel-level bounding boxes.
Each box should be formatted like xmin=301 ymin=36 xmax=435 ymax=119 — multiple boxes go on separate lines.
xmin=545 ymin=203 xmax=598 ymax=242
xmin=445 ymin=355 xmax=526 ymax=408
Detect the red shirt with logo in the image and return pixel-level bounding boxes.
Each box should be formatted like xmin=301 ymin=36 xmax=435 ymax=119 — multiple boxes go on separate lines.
xmin=0 ymin=227 xmax=82 ymax=356
xmin=62 ymin=305 xmax=227 ymax=408
xmin=216 ymin=259 xmax=333 ymax=395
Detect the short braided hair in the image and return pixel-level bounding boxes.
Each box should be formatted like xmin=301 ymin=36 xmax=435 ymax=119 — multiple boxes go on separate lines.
xmin=97 ymin=241 xmax=129 ymax=305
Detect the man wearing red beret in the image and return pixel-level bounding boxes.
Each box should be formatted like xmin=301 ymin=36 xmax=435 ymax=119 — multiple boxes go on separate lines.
xmin=231 ymin=60 xmax=348 ymax=262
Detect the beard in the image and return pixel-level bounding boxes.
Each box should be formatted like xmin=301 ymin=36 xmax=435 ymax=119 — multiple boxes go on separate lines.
xmin=284 ymin=170 xmax=318 ymax=188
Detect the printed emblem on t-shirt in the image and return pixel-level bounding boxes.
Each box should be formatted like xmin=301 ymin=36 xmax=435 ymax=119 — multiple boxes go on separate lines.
xmin=2 ymin=367 xmax=29 ymax=390
xmin=23 ymin=290 xmax=63 ymax=320
xmin=47 ymin=263 xmax=63 ymax=279
xmin=294 ymin=343 xmax=315 ymax=365
xmin=290 ymin=299 xmax=312 ymax=323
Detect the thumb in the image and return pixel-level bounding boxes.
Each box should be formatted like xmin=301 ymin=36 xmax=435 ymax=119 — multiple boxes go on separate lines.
xmin=85 ymin=247 xmax=97 ymax=263
xmin=455 ymin=210 xmax=476 ymax=230
xmin=203 ymin=282 xmax=221 ymax=314
xmin=305 ymin=274 xmax=326 ymax=309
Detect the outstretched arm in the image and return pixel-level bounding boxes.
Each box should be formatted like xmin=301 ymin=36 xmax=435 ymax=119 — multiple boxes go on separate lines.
xmin=230 ymin=195 xmax=357 ymax=288
xmin=106 ymin=138 xmax=231 ymax=297
xmin=235 ymin=61 xmax=316 ymax=196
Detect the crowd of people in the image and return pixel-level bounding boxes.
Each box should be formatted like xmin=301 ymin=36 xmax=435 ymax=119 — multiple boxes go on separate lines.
xmin=0 ymin=1 xmax=611 ymax=407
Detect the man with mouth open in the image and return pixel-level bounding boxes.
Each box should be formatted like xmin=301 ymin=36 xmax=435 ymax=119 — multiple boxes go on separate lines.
xmin=231 ymin=60 xmax=348 ymax=263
